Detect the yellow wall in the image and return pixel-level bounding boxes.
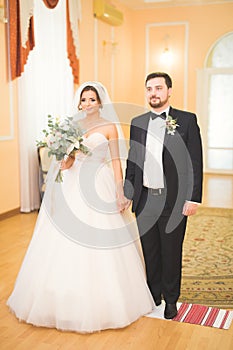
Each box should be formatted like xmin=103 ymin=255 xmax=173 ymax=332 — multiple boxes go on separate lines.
xmin=130 ymin=3 xmax=233 ymax=110
xmin=79 ymin=0 xmax=134 ymax=100
xmin=0 ymin=18 xmax=20 ymax=214
xmin=0 ymin=0 xmax=233 ymax=214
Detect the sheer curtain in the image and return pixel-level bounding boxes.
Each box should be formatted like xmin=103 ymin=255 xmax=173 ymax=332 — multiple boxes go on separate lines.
xmin=197 ymin=32 xmax=233 ymax=174
xmin=18 ymin=0 xmax=74 ymax=212
xmin=206 ymin=33 xmax=233 ymax=172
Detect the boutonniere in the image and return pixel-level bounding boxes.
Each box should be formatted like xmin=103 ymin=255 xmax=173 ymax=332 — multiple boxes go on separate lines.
xmin=166 ymin=115 xmax=179 ymax=135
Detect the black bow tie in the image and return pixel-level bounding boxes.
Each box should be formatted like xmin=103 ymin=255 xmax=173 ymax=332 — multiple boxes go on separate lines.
xmin=151 ymin=112 xmax=166 ymax=120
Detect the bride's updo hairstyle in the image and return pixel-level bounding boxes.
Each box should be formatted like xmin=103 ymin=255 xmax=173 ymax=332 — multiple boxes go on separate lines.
xmin=78 ymin=85 xmax=102 ymax=110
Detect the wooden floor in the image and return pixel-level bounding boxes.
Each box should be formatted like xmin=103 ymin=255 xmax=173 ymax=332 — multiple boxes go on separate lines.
xmin=0 ymin=174 xmax=232 ymax=350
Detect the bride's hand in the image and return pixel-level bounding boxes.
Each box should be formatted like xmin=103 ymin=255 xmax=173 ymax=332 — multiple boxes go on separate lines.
xmin=60 ymin=155 xmax=75 ymax=170
xmin=116 ymin=182 xmax=131 ymax=213
xmin=117 ymin=194 xmax=131 ymax=213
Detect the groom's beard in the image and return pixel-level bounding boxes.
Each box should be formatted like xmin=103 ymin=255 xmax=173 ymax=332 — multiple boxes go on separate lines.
xmin=149 ymin=95 xmax=169 ymax=109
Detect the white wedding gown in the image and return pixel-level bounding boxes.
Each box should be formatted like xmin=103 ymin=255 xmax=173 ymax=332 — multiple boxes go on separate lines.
xmin=7 ymin=132 xmax=155 ymax=333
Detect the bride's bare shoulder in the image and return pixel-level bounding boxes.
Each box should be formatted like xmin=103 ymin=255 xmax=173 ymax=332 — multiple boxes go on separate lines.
xmin=101 ymin=121 xmax=118 ymax=139
xmin=100 ymin=118 xmax=117 ymax=131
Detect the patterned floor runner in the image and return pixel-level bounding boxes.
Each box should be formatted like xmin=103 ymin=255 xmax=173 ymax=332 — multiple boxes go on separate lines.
xmin=146 ymin=301 xmax=233 ymax=329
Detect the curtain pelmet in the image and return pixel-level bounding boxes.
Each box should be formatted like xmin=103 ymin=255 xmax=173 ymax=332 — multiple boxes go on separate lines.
xmin=42 ymin=0 xmax=60 ymax=9
xmin=8 ymin=0 xmax=79 ymax=84
xmin=8 ymin=0 xmax=35 ymax=80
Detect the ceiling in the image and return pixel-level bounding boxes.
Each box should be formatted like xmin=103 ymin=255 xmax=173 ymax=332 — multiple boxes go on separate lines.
xmin=117 ymin=0 xmax=232 ymax=10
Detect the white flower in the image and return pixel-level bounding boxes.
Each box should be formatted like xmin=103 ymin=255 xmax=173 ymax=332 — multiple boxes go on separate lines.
xmin=60 ymin=122 xmax=69 ymax=131
xmin=67 ymin=141 xmax=80 ymax=155
xmin=55 ymin=131 xmax=62 ymax=138
xmin=67 ymin=144 xmax=75 ymax=155
xmin=73 ymin=140 xmax=80 ymax=149
xmin=48 ymin=134 xmax=55 ymax=143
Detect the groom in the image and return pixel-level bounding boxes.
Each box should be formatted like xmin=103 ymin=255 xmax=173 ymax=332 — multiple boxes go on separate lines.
xmin=124 ymin=72 xmax=203 ymax=319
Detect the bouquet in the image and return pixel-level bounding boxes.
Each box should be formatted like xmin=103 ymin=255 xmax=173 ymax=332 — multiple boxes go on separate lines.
xmin=37 ymin=115 xmax=90 ymax=182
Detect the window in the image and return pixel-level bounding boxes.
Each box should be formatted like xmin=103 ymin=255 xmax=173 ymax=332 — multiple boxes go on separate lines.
xmin=205 ymin=33 xmax=233 ymax=172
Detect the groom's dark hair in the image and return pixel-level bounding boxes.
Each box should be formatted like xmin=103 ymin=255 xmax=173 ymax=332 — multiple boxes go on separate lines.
xmin=145 ymin=72 xmax=172 ymax=89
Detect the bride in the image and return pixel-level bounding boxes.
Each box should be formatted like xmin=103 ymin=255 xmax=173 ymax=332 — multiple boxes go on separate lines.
xmin=7 ymin=81 xmax=155 ymax=333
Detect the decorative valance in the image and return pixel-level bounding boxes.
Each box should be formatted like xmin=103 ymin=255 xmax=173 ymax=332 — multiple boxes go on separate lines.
xmin=42 ymin=0 xmax=60 ymax=9
xmin=7 ymin=0 xmax=80 ymax=84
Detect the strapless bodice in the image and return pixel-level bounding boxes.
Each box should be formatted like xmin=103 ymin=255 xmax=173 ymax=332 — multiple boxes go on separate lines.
xmin=76 ymin=132 xmax=109 ymax=163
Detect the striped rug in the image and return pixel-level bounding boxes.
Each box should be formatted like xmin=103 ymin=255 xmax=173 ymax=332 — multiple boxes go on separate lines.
xmin=173 ymin=303 xmax=233 ymax=329
xmin=146 ymin=301 xmax=233 ymax=329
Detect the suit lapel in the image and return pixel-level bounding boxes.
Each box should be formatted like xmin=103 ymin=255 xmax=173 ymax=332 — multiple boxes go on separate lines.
xmin=140 ymin=112 xmax=150 ymax=145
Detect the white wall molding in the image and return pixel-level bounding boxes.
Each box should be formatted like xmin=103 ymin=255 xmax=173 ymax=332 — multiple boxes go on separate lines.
xmin=94 ymin=18 xmax=98 ymax=82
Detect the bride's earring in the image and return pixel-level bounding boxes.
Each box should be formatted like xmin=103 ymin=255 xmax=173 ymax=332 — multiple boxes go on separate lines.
xmin=78 ymin=105 xmax=82 ymax=110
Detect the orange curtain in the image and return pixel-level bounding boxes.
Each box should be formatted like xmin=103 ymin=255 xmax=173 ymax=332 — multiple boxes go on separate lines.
xmin=66 ymin=0 xmax=79 ymax=84
xmin=8 ymin=0 xmax=35 ymax=80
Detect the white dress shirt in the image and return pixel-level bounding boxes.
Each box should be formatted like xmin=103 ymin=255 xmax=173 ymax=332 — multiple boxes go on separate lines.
xmin=143 ymin=107 xmax=170 ymax=189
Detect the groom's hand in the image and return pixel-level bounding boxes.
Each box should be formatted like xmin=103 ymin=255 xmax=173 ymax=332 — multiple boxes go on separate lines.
xmin=182 ymin=201 xmax=198 ymax=216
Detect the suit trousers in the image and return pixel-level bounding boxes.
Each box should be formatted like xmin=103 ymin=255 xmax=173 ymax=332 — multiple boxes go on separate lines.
xmin=135 ymin=188 xmax=187 ymax=304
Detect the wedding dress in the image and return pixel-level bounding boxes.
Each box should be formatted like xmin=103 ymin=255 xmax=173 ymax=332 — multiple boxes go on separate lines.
xmin=7 ymin=132 xmax=155 ymax=333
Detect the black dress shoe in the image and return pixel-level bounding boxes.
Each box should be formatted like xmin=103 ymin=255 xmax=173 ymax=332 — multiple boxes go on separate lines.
xmin=164 ymin=303 xmax=177 ymax=319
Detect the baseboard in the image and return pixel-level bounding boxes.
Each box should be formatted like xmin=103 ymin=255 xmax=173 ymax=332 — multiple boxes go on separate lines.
xmin=0 ymin=208 xmax=21 ymax=221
